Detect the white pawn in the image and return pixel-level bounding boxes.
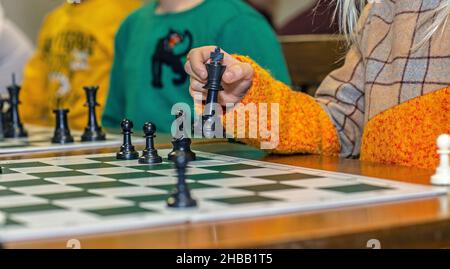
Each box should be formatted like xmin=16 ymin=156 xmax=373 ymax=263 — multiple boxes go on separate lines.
xmin=431 ymin=134 xmax=450 ymax=186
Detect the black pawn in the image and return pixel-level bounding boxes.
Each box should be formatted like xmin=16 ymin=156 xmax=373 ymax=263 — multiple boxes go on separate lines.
xmin=51 ymin=109 xmax=74 ymax=144
xmin=4 ymin=74 xmax=27 ymax=138
xmin=139 ymin=122 xmax=162 ymax=164
xmin=81 ymin=86 xmax=106 ymax=142
xmin=168 ymin=111 xmax=196 ymax=162
xmin=167 ymin=151 xmax=197 ymax=208
xmin=116 ymin=119 xmax=139 ymax=160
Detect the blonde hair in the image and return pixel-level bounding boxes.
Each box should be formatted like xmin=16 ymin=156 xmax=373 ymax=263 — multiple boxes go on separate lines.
xmin=331 ymin=0 xmax=450 ymax=49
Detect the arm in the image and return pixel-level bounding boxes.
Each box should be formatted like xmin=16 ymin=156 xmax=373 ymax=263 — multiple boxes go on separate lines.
xmin=228 ymin=55 xmax=340 ymax=155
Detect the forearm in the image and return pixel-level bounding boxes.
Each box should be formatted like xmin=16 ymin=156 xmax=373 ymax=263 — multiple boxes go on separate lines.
xmin=227 ymin=56 xmax=340 ymax=155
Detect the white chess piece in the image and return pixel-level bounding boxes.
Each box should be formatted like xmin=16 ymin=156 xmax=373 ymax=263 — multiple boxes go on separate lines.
xmin=431 ymin=134 xmax=450 ymax=186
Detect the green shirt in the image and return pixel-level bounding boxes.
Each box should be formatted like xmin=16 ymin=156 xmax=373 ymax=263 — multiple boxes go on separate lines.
xmin=102 ymin=0 xmax=291 ymax=133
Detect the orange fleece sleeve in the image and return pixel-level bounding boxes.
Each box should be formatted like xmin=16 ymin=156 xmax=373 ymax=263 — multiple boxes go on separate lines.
xmin=361 ymin=86 xmax=450 ymax=170
xmin=224 ymin=55 xmax=340 ymax=155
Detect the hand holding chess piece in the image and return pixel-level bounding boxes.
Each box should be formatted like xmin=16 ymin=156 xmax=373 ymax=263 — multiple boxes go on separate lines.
xmin=431 ymin=134 xmax=450 ymax=186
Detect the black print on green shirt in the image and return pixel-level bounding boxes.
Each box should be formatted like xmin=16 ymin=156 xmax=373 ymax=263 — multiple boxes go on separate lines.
xmin=151 ymin=29 xmax=193 ymax=89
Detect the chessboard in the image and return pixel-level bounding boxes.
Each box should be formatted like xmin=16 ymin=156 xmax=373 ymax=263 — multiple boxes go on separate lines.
xmin=0 ymin=149 xmax=445 ymax=243
xmin=0 ymin=125 xmax=144 ymax=155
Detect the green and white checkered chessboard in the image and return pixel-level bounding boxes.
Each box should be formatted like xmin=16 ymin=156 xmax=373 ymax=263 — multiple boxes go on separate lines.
xmin=0 ymin=125 xmax=144 ymax=155
xmin=0 ymin=149 xmax=445 ymax=242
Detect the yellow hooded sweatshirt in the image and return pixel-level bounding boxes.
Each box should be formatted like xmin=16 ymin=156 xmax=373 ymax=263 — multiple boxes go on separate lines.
xmin=21 ymin=0 xmax=141 ymax=130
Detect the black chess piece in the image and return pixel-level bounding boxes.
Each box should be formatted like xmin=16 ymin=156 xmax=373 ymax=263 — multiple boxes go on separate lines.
xmin=167 ymin=151 xmax=197 ymax=208
xmin=4 ymin=74 xmax=28 ymax=138
xmin=81 ymin=86 xmax=106 ymax=142
xmin=168 ymin=111 xmax=196 ymax=162
xmin=116 ymin=119 xmax=139 ymax=160
xmin=139 ymin=122 xmax=162 ymax=164
xmin=51 ymin=109 xmax=74 ymax=144
xmin=202 ymin=47 xmax=226 ymax=138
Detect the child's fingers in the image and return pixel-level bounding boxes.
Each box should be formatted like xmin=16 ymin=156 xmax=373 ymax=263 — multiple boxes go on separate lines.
xmin=189 ymin=78 xmax=207 ymax=93
xmin=184 ymin=60 xmax=206 ymax=82
xmin=186 ymin=47 xmax=212 ymax=80
xmin=222 ymin=62 xmax=254 ymax=84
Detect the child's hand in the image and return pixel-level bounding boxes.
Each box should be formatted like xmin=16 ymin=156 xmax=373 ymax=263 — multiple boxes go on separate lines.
xmin=185 ymin=46 xmax=254 ymax=106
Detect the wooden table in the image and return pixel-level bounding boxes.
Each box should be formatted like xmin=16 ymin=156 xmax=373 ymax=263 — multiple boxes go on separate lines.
xmin=3 ymin=141 xmax=450 ymax=249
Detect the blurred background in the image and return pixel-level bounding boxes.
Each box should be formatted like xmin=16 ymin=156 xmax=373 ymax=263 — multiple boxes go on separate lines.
xmin=1 ymin=0 xmax=338 ymax=44
xmin=1 ymin=0 xmax=345 ymax=94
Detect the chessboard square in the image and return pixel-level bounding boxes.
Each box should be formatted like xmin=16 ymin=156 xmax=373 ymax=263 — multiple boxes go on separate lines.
xmin=191 ymin=188 xmax=253 ymax=199
xmin=103 ymin=172 xmax=162 ymax=180
xmin=106 ymin=160 xmax=156 ymax=167
xmin=41 ymin=158 xmax=100 ymax=166
xmin=89 ymin=186 xmax=166 ymax=197
xmin=320 ymin=183 xmax=393 ymax=193
xmin=122 ymin=194 xmax=169 ymax=203
xmin=0 ymin=168 xmax=19 ymax=174
xmin=30 ymin=171 xmax=89 ymax=179
xmin=11 ymin=210 xmax=100 ymax=227
xmin=0 ymin=204 xmax=63 ymax=214
xmin=0 ymin=190 xmax=21 ymax=197
xmin=12 ymin=184 xmax=81 ymax=195
xmin=0 ymin=179 xmax=54 ymax=188
xmin=79 ymin=167 xmax=142 ymax=175
xmin=150 ymin=167 xmax=216 ymax=177
xmin=192 ymin=157 xmax=213 ymax=162
xmin=88 ymin=156 xmax=126 ymax=162
xmin=187 ymin=160 xmax=230 ymax=167
xmin=2 ymin=218 xmax=23 ymax=227
xmin=46 ymin=175 xmax=115 ymax=185
xmin=0 ymin=173 xmax=39 ymax=182
xmin=235 ymin=183 xmax=301 ymax=192
xmin=225 ymin=168 xmax=296 ymax=177
xmin=282 ymin=177 xmax=358 ymax=188
xmin=38 ymin=191 xmax=100 ymax=200
xmin=152 ymin=182 xmax=219 ymax=191
xmin=122 ymin=177 xmax=189 ymax=187
xmin=184 ymin=177 xmax=275 ymax=188
xmin=0 ymin=162 xmax=52 ymax=169
xmin=71 ymin=181 xmax=134 ymax=190
xmin=86 ymin=206 xmax=155 ymax=217
xmin=162 ymin=156 xmax=211 ymax=163
xmin=0 ymin=195 xmax=47 ymax=208
xmin=202 ymin=164 xmax=263 ymax=172
xmin=54 ymin=197 xmax=132 ymax=210
xmin=60 ymin=162 xmax=119 ymax=170
xmin=257 ymin=173 xmax=324 ymax=181
xmin=261 ymin=189 xmax=345 ymax=202
xmin=210 ymin=195 xmax=280 ymax=205
xmin=12 ymin=166 xmax=73 ymax=174
xmin=186 ymin=173 xmax=242 ymax=181
xmin=128 ymin=163 xmax=174 ymax=171
xmin=141 ymin=200 xmax=227 ymax=213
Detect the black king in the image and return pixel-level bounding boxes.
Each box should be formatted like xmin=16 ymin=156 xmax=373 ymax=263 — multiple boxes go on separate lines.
xmin=81 ymin=86 xmax=106 ymax=141
xmin=202 ymin=47 xmax=226 ymax=138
